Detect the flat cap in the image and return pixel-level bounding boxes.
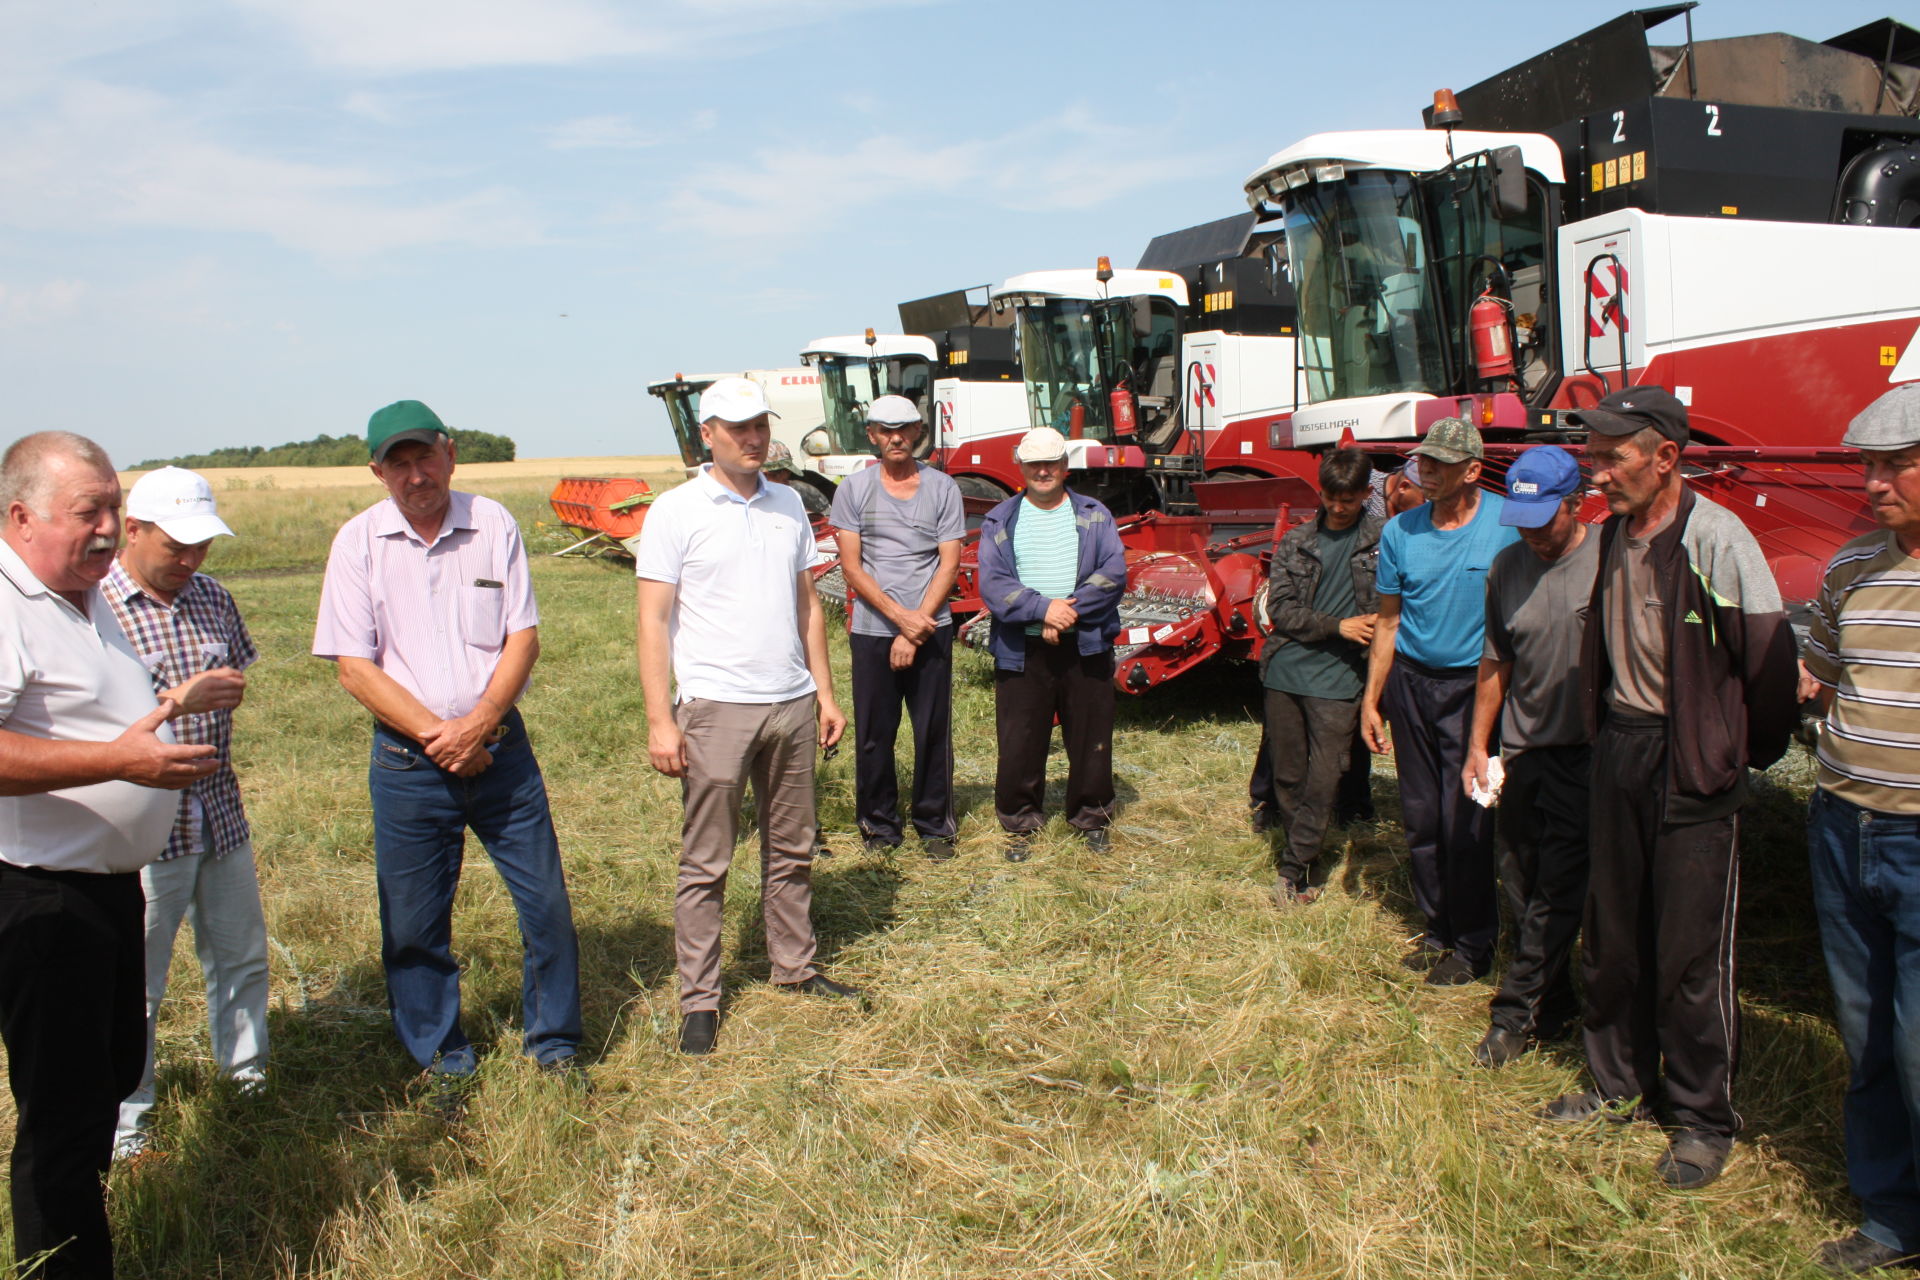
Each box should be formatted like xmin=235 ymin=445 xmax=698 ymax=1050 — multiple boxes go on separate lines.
xmin=1841 ymin=382 xmax=1920 ymax=452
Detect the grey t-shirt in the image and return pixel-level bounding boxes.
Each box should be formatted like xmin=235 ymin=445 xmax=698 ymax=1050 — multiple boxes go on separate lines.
xmin=828 ymin=463 xmax=966 ymax=637
xmin=1483 ymin=531 xmax=1602 ymax=749
xmin=1603 ymin=510 xmax=1674 ymax=717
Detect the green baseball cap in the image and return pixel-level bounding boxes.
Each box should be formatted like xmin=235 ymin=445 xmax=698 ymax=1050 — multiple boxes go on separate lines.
xmin=1410 ymin=416 xmax=1485 ymax=464
xmin=367 ymin=400 xmax=449 ymax=462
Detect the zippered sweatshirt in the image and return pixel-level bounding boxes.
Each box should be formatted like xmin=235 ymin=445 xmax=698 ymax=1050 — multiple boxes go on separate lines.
xmin=1259 ymin=510 xmax=1385 ymax=670
xmin=1578 ymin=486 xmax=1799 ymax=815
xmin=976 ymin=490 xmax=1127 ymax=672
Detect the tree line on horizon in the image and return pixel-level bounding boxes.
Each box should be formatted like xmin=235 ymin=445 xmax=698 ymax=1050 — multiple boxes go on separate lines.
xmin=135 ymin=429 xmax=517 ymax=470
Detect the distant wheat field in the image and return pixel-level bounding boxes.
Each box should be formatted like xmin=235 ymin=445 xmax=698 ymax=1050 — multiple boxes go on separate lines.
xmin=121 ymin=455 xmax=685 ymax=493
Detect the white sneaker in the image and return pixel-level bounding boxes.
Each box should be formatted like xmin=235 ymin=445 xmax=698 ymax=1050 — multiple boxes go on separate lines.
xmin=111 ymin=1131 xmax=150 ymax=1162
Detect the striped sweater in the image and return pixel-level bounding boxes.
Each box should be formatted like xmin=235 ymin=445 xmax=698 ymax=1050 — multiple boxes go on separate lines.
xmin=1805 ymin=530 xmax=1920 ymax=813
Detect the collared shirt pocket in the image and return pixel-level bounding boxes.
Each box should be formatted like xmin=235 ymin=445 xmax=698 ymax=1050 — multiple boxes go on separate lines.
xmin=459 ymin=582 xmax=506 ymax=640
xmin=198 ymin=641 xmax=229 ymax=671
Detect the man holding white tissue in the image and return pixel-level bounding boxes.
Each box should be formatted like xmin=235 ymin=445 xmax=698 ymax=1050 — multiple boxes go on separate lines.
xmin=1463 ymin=445 xmax=1600 ymax=1068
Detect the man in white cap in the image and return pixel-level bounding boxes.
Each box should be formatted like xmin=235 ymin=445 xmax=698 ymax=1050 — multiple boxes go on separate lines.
xmin=636 ymin=376 xmax=855 ymax=1056
xmin=975 ymin=426 xmax=1127 ymax=861
xmin=1803 ymin=382 xmax=1920 ymax=1274
xmin=105 ymin=466 xmax=262 ymax=1159
xmin=830 ymin=395 xmax=964 ymax=860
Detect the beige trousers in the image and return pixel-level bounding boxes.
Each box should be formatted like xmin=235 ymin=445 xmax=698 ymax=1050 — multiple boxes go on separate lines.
xmin=674 ymin=694 xmax=819 ymax=1012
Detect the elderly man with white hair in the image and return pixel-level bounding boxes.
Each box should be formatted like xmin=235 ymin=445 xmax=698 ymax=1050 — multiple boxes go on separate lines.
xmin=0 ymin=431 xmax=222 ymax=1279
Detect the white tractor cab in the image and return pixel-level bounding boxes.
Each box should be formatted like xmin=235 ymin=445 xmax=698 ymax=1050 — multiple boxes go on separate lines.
xmin=797 ymin=331 xmax=937 ymax=485
xmin=1241 ymin=5 xmax=1920 ymax=456
xmin=896 ymin=285 xmax=1033 ymax=503
xmin=645 ymin=367 xmax=835 ymax=513
xmin=985 ymin=263 xmax=1185 ymax=512
xmin=987 ymin=241 xmax=1305 ymax=515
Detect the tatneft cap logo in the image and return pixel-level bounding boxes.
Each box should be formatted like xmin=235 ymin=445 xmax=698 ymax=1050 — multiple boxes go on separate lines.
xmin=1409 ymin=416 xmax=1485 ymax=464
xmin=126 ymin=466 xmax=235 ymax=543
xmin=1499 ymin=444 xmax=1583 ymax=528
xmin=1013 ymin=426 xmax=1070 ymax=463
xmin=700 ymin=377 xmax=778 ymax=424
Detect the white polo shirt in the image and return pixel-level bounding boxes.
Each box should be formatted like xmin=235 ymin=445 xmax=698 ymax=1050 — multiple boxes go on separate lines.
xmin=0 ymin=538 xmax=178 ymax=873
xmin=633 ymin=465 xmax=817 ymax=704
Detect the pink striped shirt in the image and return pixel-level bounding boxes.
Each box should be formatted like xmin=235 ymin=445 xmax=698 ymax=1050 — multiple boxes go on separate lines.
xmin=312 ymin=491 xmax=538 ymax=719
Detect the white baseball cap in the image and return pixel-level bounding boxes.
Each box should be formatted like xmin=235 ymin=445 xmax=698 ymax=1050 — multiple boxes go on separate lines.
xmin=126 ymin=467 xmax=234 ymax=543
xmin=700 ymin=377 xmax=777 ymax=425
xmin=866 ymin=394 xmax=923 ymax=427
xmin=1013 ymin=426 xmax=1069 ymax=463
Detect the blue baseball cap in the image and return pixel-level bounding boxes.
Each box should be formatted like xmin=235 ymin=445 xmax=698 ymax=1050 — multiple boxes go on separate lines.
xmin=1499 ymin=445 xmax=1582 ymax=528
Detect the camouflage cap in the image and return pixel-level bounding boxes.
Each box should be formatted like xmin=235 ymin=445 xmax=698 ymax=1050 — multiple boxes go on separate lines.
xmin=1841 ymin=382 xmax=1920 ymax=452
xmin=763 ymin=439 xmax=796 ymax=474
xmin=1409 ymin=416 xmax=1484 ymax=464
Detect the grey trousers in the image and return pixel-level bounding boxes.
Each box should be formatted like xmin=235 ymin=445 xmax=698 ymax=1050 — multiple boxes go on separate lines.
xmin=1263 ymin=689 xmax=1362 ymax=885
xmin=675 ymin=695 xmax=820 ymax=1013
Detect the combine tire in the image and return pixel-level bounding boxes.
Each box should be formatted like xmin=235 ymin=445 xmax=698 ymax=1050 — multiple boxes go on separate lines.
xmin=956 ymin=475 xmax=1010 ymax=503
xmin=793 ymin=480 xmax=832 ymax=516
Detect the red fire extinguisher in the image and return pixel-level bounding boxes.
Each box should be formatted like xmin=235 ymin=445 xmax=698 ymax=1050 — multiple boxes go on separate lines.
xmin=1110 ymin=385 xmax=1138 ymax=437
xmin=1470 ymin=291 xmax=1516 ymax=380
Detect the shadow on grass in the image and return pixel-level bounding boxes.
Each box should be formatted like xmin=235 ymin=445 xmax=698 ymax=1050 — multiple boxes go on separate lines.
xmin=727 ymin=853 xmax=904 ymax=992
xmin=110 ymin=1002 xmax=447 ymax=1280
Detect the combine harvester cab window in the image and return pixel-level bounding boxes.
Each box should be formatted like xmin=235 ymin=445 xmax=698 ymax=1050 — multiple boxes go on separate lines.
xmin=1418 ymin=153 xmax=1553 ymax=395
xmin=1285 ymin=170 xmax=1445 ymax=403
xmin=659 ymin=384 xmax=707 ymax=468
xmin=818 ymin=355 xmax=934 ymax=454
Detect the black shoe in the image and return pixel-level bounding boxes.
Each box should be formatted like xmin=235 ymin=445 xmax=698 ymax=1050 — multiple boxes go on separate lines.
xmin=923 ymin=837 xmax=956 ymax=863
xmin=1401 ymin=944 xmax=1449 ymax=972
xmin=1004 ymin=835 xmax=1032 ymax=863
xmin=1424 ymin=953 xmax=1489 ymax=987
xmin=1657 ymin=1129 xmax=1731 ymax=1189
xmin=813 ymin=839 xmax=835 ymax=859
xmin=1273 ymin=876 xmax=1320 ymax=907
xmin=778 ymin=973 xmax=863 ymax=1001
xmin=423 ymin=1070 xmax=476 ymax=1123
xmin=1472 ymin=1026 xmax=1528 ymax=1068
xmin=537 ymin=1055 xmax=592 ymax=1093
xmin=1816 ymin=1231 xmax=1920 ymax=1275
xmin=862 ymin=836 xmax=901 ymax=854
xmin=1078 ymin=826 xmax=1111 ymax=854
xmin=1540 ymin=1090 xmax=1652 ymax=1125
xmin=679 ymin=1010 xmax=718 ymax=1056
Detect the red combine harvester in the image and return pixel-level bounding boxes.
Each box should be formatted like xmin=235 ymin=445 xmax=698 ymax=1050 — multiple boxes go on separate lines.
xmin=971 ymin=6 xmax=1920 ymax=695
xmin=1235 ymin=5 xmax=1920 ymax=623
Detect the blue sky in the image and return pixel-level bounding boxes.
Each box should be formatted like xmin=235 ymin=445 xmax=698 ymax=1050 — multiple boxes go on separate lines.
xmin=0 ymin=0 xmax=1898 ymax=462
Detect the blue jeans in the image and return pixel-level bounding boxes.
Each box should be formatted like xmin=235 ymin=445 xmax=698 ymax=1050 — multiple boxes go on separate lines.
xmin=369 ymin=710 xmax=581 ymax=1072
xmin=1810 ymin=788 xmax=1920 ymax=1253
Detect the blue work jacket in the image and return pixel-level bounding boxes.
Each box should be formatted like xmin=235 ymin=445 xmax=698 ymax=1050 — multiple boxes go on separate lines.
xmin=975 ymin=489 xmax=1127 ymax=672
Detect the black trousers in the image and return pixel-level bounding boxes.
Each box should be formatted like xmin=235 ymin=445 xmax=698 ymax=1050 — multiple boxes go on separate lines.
xmin=1582 ymin=713 xmax=1742 ymax=1136
xmin=849 ymin=629 xmax=956 ymax=843
xmin=1381 ymin=659 xmax=1499 ymax=964
xmin=994 ymin=639 xmax=1115 ymax=834
xmin=1250 ymin=726 xmax=1373 ymax=821
xmin=0 ymin=862 xmax=146 ymax=1280
xmin=1489 ymin=744 xmax=1591 ymax=1038
xmin=1263 ymin=690 xmax=1362 ymax=885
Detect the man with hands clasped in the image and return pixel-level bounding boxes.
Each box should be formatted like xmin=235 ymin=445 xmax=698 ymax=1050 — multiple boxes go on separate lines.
xmin=635 ymin=377 xmax=858 ymax=1058
xmin=830 ymin=395 xmax=965 ymax=861
xmin=314 ymin=400 xmax=583 ymax=1105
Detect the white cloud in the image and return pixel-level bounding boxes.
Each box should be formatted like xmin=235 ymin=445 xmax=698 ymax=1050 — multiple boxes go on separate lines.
xmin=0 ymin=81 xmax=541 ymax=256
xmin=0 ymin=278 xmax=88 ymax=328
xmin=546 ymin=115 xmax=661 ymax=151
xmin=341 ymin=89 xmax=405 ymax=123
xmin=237 ymin=0 xmax=932 ymax=74
xmin=662 ymin=108 xmax=1224 ymax=245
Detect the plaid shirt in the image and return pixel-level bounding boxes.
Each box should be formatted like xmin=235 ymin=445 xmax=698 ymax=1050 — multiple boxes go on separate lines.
xmin=104 ymin=561 xmax=259 ymax=859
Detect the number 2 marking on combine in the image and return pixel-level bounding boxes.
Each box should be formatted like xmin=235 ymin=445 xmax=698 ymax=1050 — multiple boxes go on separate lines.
xmin=1612 ymin=110 xmax=1625 ymax=144
xmin=1705 ymin=104 xmax=1722 ymax=136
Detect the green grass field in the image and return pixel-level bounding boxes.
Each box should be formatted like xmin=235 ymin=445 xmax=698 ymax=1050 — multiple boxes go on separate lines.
xmin=35 ymin=474 xmax=1858 ymax=1278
